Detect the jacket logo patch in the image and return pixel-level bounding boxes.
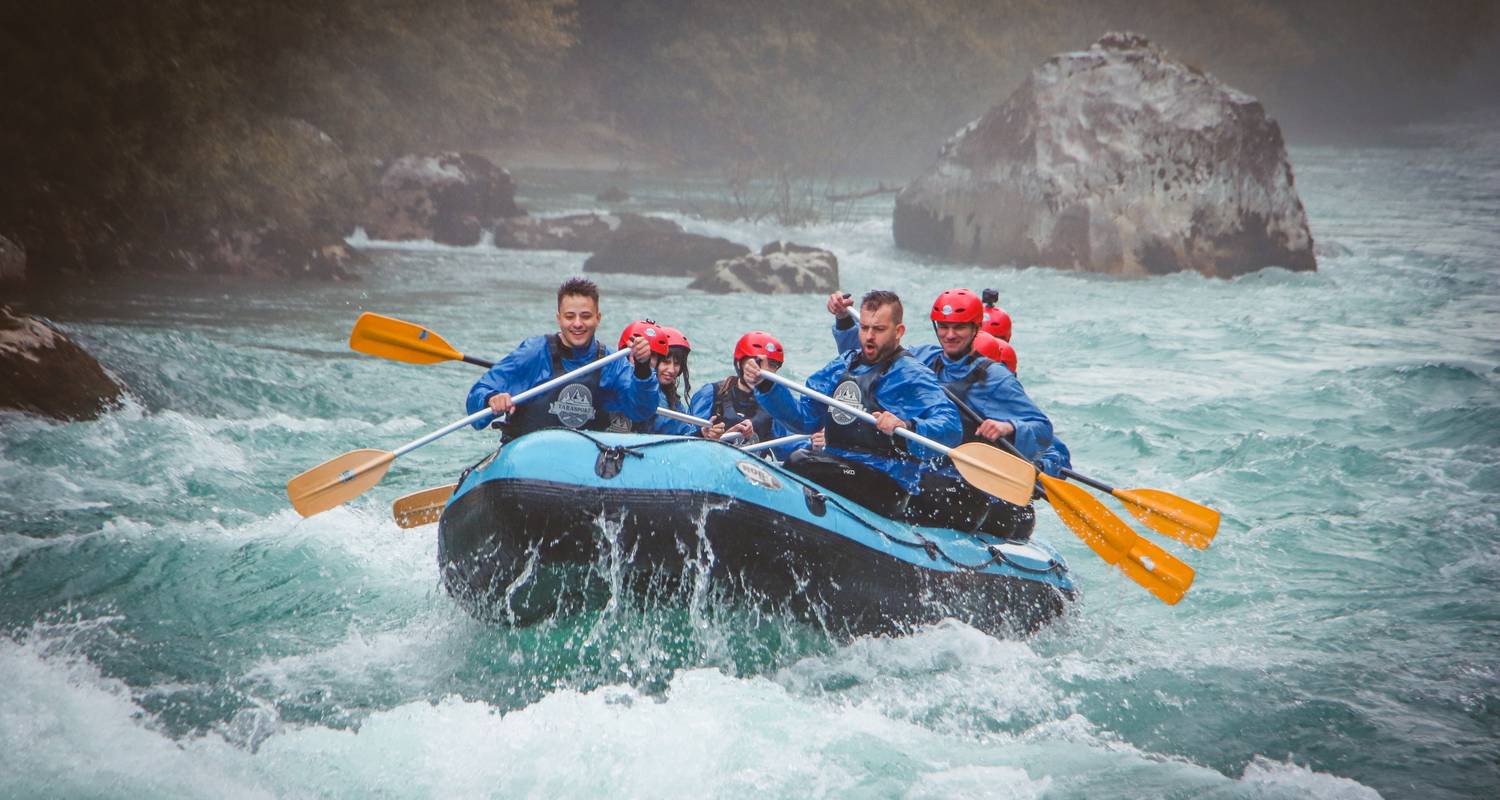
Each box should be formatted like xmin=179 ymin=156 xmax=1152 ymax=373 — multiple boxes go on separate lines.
xmin=549 ymin=383 xmax=595 ymax=428
xmin=830 ymin=379 xmax=862 ymax=425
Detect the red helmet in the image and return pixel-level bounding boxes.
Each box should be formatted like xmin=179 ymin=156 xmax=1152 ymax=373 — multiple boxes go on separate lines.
xmin=930 ymin=289 xmax=984 ymax=325
xmin=980 ymin=306 xmax=1012 ymax=342
xmin=733 ymin=331 xmax=785 ymax=364
xmin=618 ymin=319 xmax=665 ymax=353
xmin=973 ymin=331 xmax=1018 ymax=374
xmin=661 ymin=326 xmax=691 ymax=354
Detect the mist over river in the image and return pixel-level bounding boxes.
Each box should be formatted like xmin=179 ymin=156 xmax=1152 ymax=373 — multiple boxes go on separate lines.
xmin=3 ymin=120 xmax=1497 ymax=798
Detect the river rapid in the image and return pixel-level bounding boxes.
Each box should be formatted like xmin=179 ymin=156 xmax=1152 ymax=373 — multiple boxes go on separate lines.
xmin=3 ymin=120 xmax=1498 ymax=798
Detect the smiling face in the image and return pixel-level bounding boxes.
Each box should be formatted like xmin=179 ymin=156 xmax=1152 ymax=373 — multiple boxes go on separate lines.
xmin=555 ymin=294 xmax=601 ymax=349
xmin=858 ymin=303 xmax=905 ymax=363
xmin=935 ymin=321 xmax=978 ymax=360
xmin=655 ymin=354 xmax=682 ymax=386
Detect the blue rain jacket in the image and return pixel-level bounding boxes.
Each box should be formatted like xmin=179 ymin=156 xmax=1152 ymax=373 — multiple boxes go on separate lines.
xmin=1037 ymin=437 xmax=1072 ymax=478
xmin=465 ymin=335 xmax=658 ymax=429
xmin=832 ymin=321 xmax=1052 ymax=459
xmin=755 ymin=351 xmax=961 ymax=491
xmin=904 ymin=343 xmax=1053 ymax=460
xmin=650 ymin=389 xmax=699 ymax=436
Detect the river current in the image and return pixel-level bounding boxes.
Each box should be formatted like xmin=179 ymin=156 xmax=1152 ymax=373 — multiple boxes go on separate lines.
xmin=3 ymin=121 xmax=1497 ymax=798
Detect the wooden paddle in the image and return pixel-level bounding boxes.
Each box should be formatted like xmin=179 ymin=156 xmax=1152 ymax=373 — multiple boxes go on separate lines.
xmin=350 ymin=311 xmax=721 ymax=436
xmin=286 ymin=347 xmax=632 ymax=517
xmin=393 ymin=483 xmax=457 ymax=528
xmin=756 ymin=370 xmax=1036 ymax=506
xmin=941 ymin=387 xmax=1218 ymax=549
xmin=940 ymin=386 xmax=1195 ymax=603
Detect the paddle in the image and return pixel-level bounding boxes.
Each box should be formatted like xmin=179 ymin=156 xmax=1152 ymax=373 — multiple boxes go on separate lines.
xmin=740 ymin=433 xmax=812 ymax=454
xmin=350 ymin=312 xmax=722 ymax=436
xmin=286 ymin=347 xmax=632 ymax=517
xmin=941 ymin=387 xmax=1218 ymax=548
xmin=1057 ymin=470 xmax=1218 ymax=549
xmin=755 ymin=370 xmax=1036 ymax=506
xmin=349 ymin=312 xmax=492 ymax=366
xmin=392 ymin=483 xmax=456 ymax=528
xmin=939 ymin=386 xmax=1194 ymax=603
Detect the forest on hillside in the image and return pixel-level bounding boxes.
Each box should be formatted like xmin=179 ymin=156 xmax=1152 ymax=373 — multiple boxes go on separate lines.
xmin=2 ymin=0 xmax=1496 ymax=279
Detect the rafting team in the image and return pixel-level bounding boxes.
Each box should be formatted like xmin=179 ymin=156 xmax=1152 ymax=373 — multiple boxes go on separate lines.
xmin=465 ymin=277 xmax=1073 ymax=541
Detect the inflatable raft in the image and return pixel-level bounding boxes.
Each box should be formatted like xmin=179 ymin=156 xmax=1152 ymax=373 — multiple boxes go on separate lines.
xmin=436 ymin=429 xmax=1075 ymax=636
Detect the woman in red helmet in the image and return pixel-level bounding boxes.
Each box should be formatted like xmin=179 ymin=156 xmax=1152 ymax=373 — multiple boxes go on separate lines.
xmin=612 ymin=321 xmax=698 ymax=435
xmin=689 ymin=331 xmax=800 ymax=457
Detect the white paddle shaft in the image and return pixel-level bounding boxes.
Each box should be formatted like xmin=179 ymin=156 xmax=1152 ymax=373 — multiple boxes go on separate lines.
xmin=392 ymin=347 xmax=633 ymax=458
xmin=758 ymin=370 xmax=951 ymax=456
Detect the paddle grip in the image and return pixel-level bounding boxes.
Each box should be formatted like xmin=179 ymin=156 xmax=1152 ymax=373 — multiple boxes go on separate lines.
xmin=461 ymin=354 xmax=496 ymax=368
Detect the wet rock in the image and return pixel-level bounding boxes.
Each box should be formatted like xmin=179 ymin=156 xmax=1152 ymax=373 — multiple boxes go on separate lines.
xmin=583 ymin=223 xmax=749 ymax=277
xmin=596 ymin=186 xmax=630 ymax=203
xmin=0 ymin=234 xmax=24 ymax=285
xmin=894 ymin=32 xmax=1316 ymax=278
xmin=690 ymin=241 xmax=839 ymax=294
xmin=494 ymin=213 xmax=678 ymax=252
xmin=361 ymin=152 xmax=523 ymax=246
xmin=0 ymin=306 xmax=124 ymax=421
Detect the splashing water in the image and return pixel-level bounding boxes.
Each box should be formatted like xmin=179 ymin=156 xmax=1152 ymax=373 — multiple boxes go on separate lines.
xmin=3 ymin=123 xmax=1499 ymax=797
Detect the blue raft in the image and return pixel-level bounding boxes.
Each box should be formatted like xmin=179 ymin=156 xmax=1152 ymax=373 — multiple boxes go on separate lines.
xmin=437 ymin=430 xmax=1075 ymax=636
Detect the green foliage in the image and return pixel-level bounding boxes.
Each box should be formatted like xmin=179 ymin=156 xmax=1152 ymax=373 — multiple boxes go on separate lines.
xmin=0 ymin=0 xmax=575 ymax=276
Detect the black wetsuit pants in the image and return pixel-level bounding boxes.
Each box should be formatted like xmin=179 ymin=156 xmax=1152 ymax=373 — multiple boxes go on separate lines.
xmin=782 ymin=450 xmax=1034 ymax=540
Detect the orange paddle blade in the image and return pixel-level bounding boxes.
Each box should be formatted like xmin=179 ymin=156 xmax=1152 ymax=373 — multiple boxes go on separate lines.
xmin=286 ymin=448 xmax=396 ymax=518
xmin=348 ymin=312 xmax=464 ymax=365
xmin=1112 ymin=488 xmax=1220 ymax=549
xmin=392 ymin=483 xmax=457 ymax=529
xmin=949 ymin=441 xmax=1036 ymax=506
xmin=1040 ymin=473 xmax=1194 ymax=605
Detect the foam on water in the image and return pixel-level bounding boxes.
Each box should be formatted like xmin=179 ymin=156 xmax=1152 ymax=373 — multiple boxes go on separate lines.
xmin=4 ymin=120 xmax=1500 ymax=797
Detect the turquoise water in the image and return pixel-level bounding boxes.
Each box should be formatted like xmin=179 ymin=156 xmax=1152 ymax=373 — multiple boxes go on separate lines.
xmin=3 ymin=123 xmax=1498 ymax=798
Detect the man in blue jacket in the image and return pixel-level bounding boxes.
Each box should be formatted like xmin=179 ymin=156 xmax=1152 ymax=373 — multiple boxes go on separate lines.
xmin=465 ymin=277 xmax=658 ymax=438
xmin=831 ymin=288 xmax=1053 ymax=539
xmin=744 ymin=290 xmax=961 ymax=515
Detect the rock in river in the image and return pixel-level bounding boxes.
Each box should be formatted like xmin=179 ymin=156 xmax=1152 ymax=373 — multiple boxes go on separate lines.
xmin=893 ymin=32 xmax=1316 ymax=278
xmin=361 ymin=152 xmax=523 ymax=246
xmin=494 ymin=213 xmax=677 ymax=253
xmin=0 ymin=306 xmax=124 ymax=421
xmin=690 ymin=241 xmax=839 ymax=294
xmin=583 ymin=223 xmax=749 ymax=277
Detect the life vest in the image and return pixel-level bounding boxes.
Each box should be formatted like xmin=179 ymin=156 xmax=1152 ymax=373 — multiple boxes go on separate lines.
xmin=712 ymin=377 xmax=775 ymax=442
xmin=823 ymin=348 xmax=909 ymax=459
xmin=929 ymin=352 xmax=991 ymax=442
xmin=504 ymin=335 xmax=613 ymax=438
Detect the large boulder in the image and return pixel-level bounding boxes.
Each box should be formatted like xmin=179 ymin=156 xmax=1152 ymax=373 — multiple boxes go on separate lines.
xmin=584 ymin=223 xmax=749 ymax=277
xmin=690 ymin=241 xmax=839 ymax=294
xmin=493 ymin=213 xmax=678 ymax=252
xmin=361 ymin=152 xmax=523 ymax=246
xmin=893 ymin=32 xmax=1316 ymax=278
xmin=174 ymin=117 xmax=364 ymax=280
xmin=0 ymin=306 xmax=124 ymax=421
xmin=0 ymin=234 xmax=23 ymax=285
